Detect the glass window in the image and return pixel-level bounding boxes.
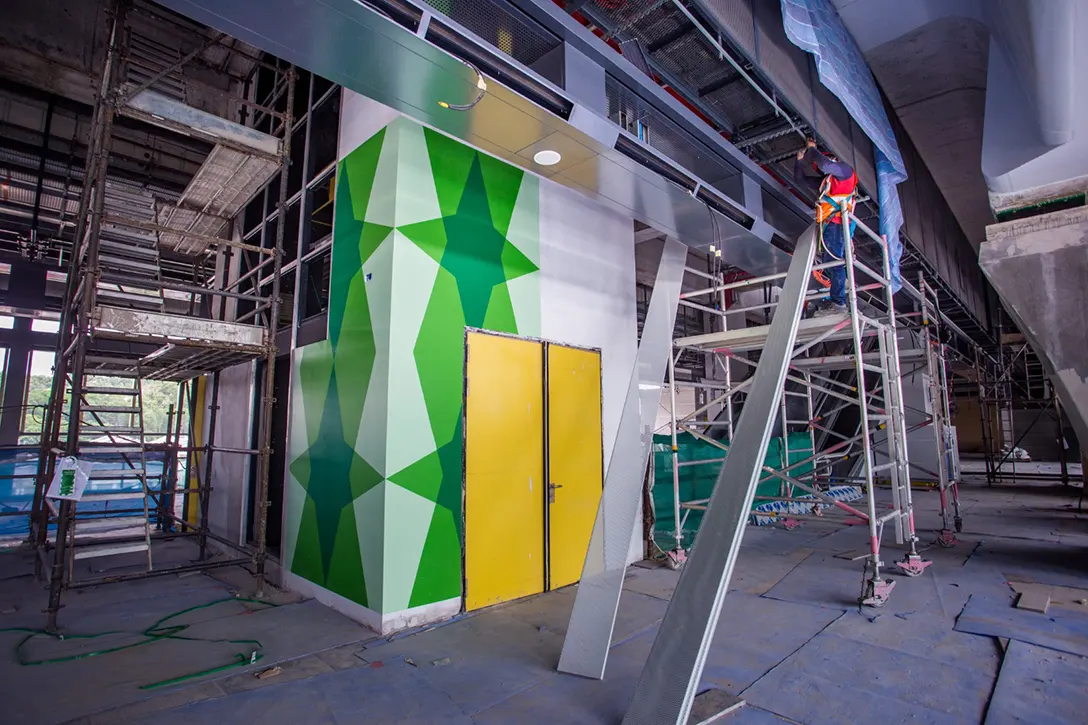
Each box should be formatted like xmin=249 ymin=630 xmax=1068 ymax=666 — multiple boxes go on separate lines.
xmin=0 ymin=316 xmax=13 ymax=329
xmin=31 ymin=319 xmax=60 ymax=333
xmin=307 ymin=174 xmax=335 ymax=253
xmin=278 ymin=269 xmax=296 ymax=331
xmin=21 ymin=350 xmax=55 ymax=444
xmin=287 ymin=122 xmax=306 ymax=199
xmin=307 ymin=93 xmax=340 ymax=180
xmin=302 ymin=251 xmax=331 ymax=320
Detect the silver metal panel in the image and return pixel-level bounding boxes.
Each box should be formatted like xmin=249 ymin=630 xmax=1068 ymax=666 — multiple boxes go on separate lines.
xmin=557 ymin=237 xmax=687 ymax=680
xmin=623 ymin=224 xmax=818 ymax=725
xmin=125 ymin=90 xmax=281 ymax=156
xmin=157 ymin=0 xmax=796 ymax=278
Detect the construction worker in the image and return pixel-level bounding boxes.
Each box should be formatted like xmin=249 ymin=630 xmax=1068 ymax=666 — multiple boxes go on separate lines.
xmin=794 ymin=138 xmax=858 ymax=316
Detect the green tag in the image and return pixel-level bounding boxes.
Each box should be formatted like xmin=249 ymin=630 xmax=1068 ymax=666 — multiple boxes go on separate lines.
xmin=59 ymin=469 xmax=75 ymax=497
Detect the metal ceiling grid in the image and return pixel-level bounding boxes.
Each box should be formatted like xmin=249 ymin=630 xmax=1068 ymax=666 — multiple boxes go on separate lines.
xmin=419 ymin=0 xmax=562 ymax=66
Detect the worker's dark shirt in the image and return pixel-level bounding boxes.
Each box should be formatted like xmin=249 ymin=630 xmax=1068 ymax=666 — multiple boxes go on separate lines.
xmin=793 ymin=148 xmax=854 ymax=197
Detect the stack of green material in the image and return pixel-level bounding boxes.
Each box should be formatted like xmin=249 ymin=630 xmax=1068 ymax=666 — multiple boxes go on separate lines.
xmin=650 ymin=431 xmax=815 ymax=550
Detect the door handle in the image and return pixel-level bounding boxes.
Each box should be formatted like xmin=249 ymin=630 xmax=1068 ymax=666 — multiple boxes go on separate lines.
xmin=548 ymin=482 xmax=562 ymax=503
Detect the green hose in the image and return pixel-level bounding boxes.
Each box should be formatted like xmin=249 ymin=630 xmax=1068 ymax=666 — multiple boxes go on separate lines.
xmin=1 ymin=597 xmax=274 ymax=689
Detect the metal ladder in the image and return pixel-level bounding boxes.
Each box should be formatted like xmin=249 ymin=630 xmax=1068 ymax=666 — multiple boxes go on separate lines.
xmin=66 ymin=357 xmax=154 ymax=573
xmin=919 ymin=276 xmax=962 ymax=544
xmin=95 ymin=182 xmax=167 ymax=313
xmin=59 ymin=181 xmax=165 ymax=575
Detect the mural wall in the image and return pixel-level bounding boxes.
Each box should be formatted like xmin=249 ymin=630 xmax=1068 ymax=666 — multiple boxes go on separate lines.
xmin=283 ymin=93 xmax=636 ymax=632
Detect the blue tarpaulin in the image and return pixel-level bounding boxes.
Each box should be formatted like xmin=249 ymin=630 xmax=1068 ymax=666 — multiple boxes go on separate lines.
xmin=780 ymin=0 xmax=906 ymax=292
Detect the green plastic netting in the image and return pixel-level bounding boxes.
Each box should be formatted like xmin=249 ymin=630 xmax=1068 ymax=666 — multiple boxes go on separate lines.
xmin=650 ymin=431 xmax=816 ymax=550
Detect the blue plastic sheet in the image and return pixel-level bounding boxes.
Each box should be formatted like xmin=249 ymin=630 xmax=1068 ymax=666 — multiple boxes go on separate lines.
xmin=0 ymin=447 xmax=171 ymax=537
xmin=780 ymin=0 xmax=906 ymax=292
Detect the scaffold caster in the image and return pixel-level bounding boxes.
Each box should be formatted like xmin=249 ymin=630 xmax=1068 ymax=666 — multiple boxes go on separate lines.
xmin=954 ymin=516 xmax=963 ymax=533
xmin=665 ymin=549 xmax=686 ymax=571
xmin=936 ymin=530 xmax=958 ymax=548
xmin=860 ymin=578 xmax=895 ymax=608
xmin=896 ymin=554 xmax=932 ymax=577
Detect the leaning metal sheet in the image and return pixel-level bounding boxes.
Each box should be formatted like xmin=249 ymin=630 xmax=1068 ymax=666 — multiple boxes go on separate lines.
xmin=623 ymin=224 xmax=818 ymax=725
xmin=556 ymin=237 xmax=687 ymax=680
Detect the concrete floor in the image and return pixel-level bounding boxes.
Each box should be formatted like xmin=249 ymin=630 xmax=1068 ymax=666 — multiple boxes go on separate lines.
xmin=3 ymin=474 xmax=1088 ymax=724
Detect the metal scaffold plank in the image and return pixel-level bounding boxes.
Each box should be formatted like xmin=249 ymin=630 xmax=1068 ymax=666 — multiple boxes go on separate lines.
xmin=556 ymin=237 xmax=688 ymax=680
xmin=622 ymin=223 xmax=818 ymax=725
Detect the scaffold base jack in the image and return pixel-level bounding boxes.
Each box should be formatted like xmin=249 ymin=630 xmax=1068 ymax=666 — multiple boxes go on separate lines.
xmin=861 ymin=577 xmax=896 ymax=607
xmin=936 ymin=529 xmax=959 ymax=548
xmin=896 ymin=553 xmax=932 ymax=577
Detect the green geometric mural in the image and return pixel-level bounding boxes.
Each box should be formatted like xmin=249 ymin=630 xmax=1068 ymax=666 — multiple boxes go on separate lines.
xmin=285 ymin=116 xmax=541 ymax=617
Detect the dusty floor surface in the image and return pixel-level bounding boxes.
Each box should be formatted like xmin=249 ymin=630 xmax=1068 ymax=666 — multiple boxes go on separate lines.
xmin=2 ymin=473 xmax=1087 ymax=724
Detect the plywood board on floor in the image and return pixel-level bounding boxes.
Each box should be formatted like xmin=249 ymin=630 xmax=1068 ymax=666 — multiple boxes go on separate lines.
xmin=742 ymin=631 xmax=995 ymax=724
xmin=955 ymin=594 xmax=1088 ymax=657
xmin=985 ymin=641 xmax=1088 ymax=725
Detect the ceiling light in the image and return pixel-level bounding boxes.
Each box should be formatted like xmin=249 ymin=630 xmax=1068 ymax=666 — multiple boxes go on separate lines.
xmin=533 ymin=149 xmax=562 ymax=166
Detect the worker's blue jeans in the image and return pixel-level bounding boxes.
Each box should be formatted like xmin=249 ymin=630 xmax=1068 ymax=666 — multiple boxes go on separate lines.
xmin=822 ymin=221 xmax=847 ymax=305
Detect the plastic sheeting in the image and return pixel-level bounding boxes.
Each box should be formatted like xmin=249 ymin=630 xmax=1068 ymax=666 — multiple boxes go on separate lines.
xmin=780 ymin=0 xmax=906 ymax=291
xmin=650 ymin=432 xmax=815 ymax=549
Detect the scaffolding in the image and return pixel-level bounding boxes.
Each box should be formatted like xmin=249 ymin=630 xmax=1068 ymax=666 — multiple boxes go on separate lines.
xmin=28 ymin=0 xmax=295 ymax=630
xmin=972 ymin=337 xmax=1078 ymax=487
xmin=657 ymin=208 xmax=942 ymax=606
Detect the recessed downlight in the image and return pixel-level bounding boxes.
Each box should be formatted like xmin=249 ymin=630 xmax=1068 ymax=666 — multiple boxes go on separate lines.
xmin=533 ymin=149 xmax=562 ymax=166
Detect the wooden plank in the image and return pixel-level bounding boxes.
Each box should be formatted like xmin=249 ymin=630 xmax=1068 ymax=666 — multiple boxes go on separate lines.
xmin=1016 ymin=589 xmax=1051 ymax=614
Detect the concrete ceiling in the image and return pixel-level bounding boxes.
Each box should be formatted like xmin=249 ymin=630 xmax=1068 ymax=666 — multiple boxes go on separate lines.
xmin=833 ymin=0 xmax=1086 ymax=247
xmin=830 ymin=1 xmax=993 ymax=250
xmin=864 ymin=16 xmax=992 ymax=250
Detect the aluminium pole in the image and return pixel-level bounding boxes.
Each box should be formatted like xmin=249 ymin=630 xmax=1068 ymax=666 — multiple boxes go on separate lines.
xmin=668 ymin=348 xmax=682 ymax=564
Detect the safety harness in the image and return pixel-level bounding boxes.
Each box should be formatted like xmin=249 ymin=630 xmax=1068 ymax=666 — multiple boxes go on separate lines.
xmin=813 ymin=171 xmax=859 ymax=288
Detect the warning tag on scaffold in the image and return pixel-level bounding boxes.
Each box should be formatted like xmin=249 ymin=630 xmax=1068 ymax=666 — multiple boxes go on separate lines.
xmin=46 ymin=456 xmax=94 ymax=501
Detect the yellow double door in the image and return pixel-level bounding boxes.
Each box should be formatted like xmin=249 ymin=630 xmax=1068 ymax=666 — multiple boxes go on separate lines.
xmin=464 ymin=331 xmax=603 ymax=611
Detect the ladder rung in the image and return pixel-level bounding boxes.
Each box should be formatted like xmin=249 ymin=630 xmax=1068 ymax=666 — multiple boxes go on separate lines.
xmin=95 ymin=289 xmax=163 ymax=307
xmin=73 ymin=541 xmax=149 ymax=560
xmin=81 ymin=405 xmax=140 ymax=414
xmin=80 ymin=425 xmax=141 ymax=435
xmin=871 ymin=462 xmax=897 ymax=473
xmin=74 ymin=516 xmax=149 ymax=534
xmin=99 ymin=254 xmax=160 ymax=272
xmin=862 ymin=363 xmax=885 ymax=373
xmin=88 ymin=467 xmax=147 ymax=478
xmin=85 ymin=355 xmax=141 ymax=366
xmin=79 ymin=445 xmax=144 ymax=454
xmin=81 ymin=491 xmax=145 ymax=501
xmin=82 ymin=387 xmax=139 ymax=396
xmin=98 ymin=277 xmax=162 ymax=293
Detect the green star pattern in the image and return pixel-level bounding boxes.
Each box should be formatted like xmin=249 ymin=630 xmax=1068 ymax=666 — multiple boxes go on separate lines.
xmin=284 ymin=118 xmax=540 ymax=615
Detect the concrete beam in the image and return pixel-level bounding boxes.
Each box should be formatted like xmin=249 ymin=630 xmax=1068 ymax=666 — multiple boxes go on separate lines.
xmin=979 ymin=207 xmax=1088 ymax=453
